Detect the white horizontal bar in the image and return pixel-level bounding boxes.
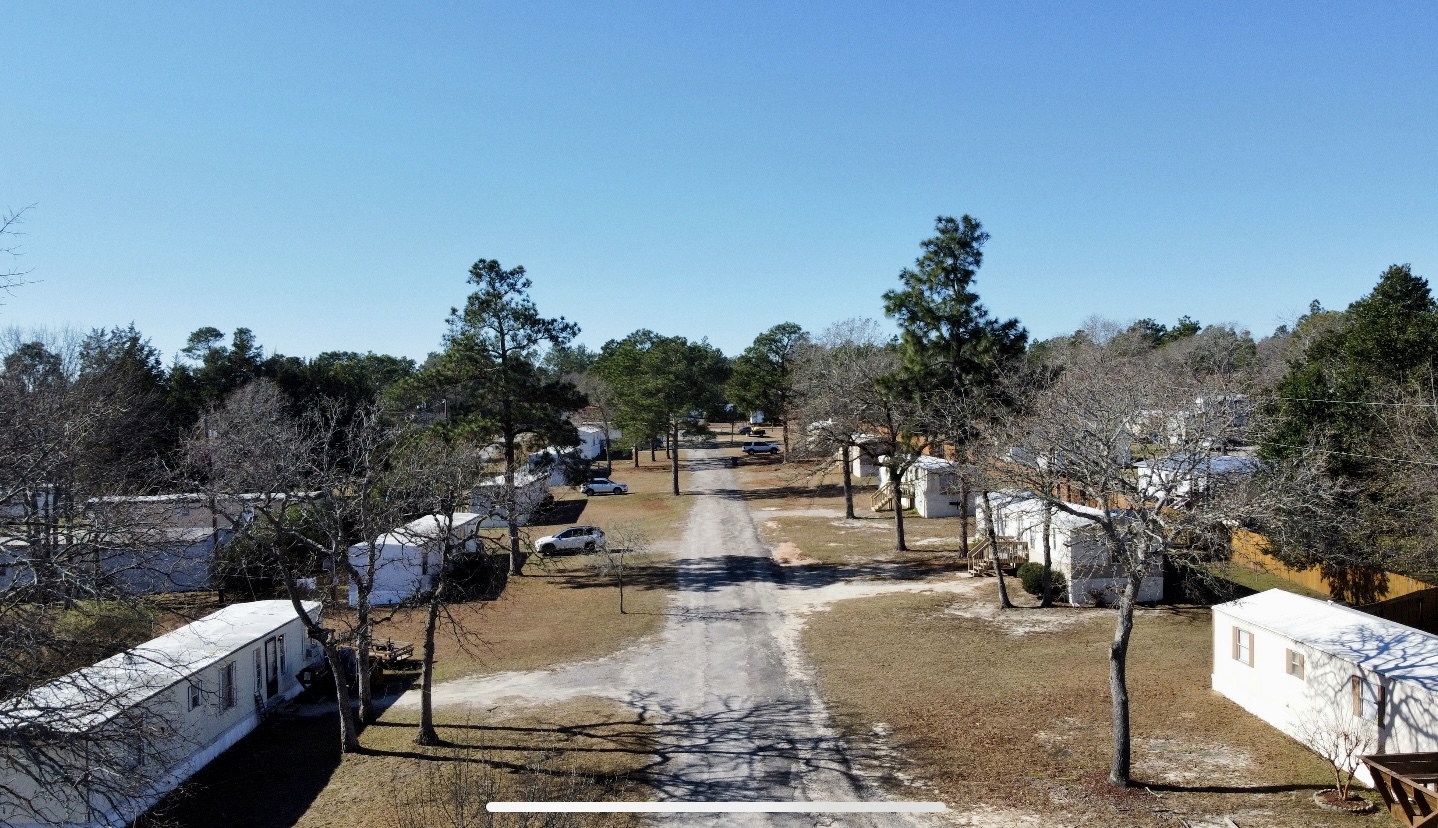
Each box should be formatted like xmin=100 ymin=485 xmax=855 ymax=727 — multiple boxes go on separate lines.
xmin=487 ymin=802 xmax=946 ymax=813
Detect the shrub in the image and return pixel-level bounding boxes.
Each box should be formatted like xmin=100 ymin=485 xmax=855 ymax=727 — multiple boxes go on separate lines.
xmin=1017 ymin=562 xmax=1066 ymax=598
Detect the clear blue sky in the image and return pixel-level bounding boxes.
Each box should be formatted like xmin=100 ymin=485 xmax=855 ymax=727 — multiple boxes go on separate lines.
xmin=3 ymin=2 xmax=1436 ymax=362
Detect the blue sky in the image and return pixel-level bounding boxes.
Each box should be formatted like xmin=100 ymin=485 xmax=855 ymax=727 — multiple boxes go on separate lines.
xmin=3 ymin=2 xmax=1436 ymax=361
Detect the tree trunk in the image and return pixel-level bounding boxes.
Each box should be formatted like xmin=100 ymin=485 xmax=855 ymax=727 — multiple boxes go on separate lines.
xmin=841 ymin=445 xmax=855 ymax=520
xmin=890 ymin=468 xmax=907 ymax=551
xmin=1108 ymin=574 xmax=1141 ymax=786
xmin=355 ymin=604 xmax=376 ymax=724
xmin=416 ymin=588 xmax=443 ymax=746
xmin=780 ymin=420 xmax=789 ymax=462
xmin=504 ymin=427 xmax=523 ymax=576
xmin=634 ymin=444 xmax=640 ymax=467
xmin=670 ymin=423 xmax=680 ymax=496
xmin=320 ymin=639 xmax=362 ymax=753
xmin=1040 ymin=505 xmax=1054 ymax=608
xmin=958 ymin=476 xmax=970 ymax=564
xmin=281 ymin=570 xmax=359 ymax=752
xmin=650 ymin=441 xmax=656 ymax=462
xmin=981 ymin=490 xmax=1014 ymax=609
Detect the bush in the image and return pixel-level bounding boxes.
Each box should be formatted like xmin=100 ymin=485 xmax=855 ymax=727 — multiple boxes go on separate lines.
xmin=1017 ymin=562 xmax=1066 ymax=598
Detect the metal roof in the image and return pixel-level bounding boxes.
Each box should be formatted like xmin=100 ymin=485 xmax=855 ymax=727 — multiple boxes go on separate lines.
xmin=1215 ymin=588 xmax=1438 ymax=692
xmin=0 ymin=600 xmax=319 ymax=731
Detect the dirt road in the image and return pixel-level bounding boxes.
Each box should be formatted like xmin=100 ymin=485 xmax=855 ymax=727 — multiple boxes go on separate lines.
xmin=394 ymin=451 xmax=947 ymax=827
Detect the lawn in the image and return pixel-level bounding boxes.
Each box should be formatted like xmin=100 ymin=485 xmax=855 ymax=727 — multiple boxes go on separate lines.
xmin=800 ymin=584 xmax=1385 ymax=827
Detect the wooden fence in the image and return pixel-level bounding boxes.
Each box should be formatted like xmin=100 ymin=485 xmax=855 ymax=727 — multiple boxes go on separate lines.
xmin=1359 ymin=588 xmax=1438 ymax=636
xmin=1230 ymin=529 xmax=1432 ymax=605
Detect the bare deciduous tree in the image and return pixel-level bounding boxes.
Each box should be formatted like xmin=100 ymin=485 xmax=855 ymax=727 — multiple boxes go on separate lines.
xmin=791 ymin=319 xmax=892 ymax=520
xmin=0 ymin=206 xmax=35 ymax=302
xmin=0 ymin=333 xmax=195 ymax=824
xmin=182 ymin=380 xmax=365 ymax=753
xmin=1294 ymin=704 xmax=1376 ymax=803
xmin=990 ymin=332 xmax=1330 ymax=786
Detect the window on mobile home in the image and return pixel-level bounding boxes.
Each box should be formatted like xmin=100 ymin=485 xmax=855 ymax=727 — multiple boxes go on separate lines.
xmin=1231 ymin=627 xmax=1253 ymax=666
xmin=1285 ymin=648 xmax=1305 ymax=680
xmin=1352 ymin=676 xmax=1384 ymax=724
xmin=219 ymin=662 xmax=237 ymax=710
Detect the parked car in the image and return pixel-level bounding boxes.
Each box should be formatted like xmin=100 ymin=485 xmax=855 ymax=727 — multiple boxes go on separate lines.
xmin=741 ymin=441 xmax=781 ymax=455
xmin=581 ymin=477 xmax=628 ymax=495
xmin=534 ymin=525 xmax=606 ymax=553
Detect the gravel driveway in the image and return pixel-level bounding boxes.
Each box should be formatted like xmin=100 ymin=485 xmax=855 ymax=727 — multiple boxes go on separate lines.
xmin=393 ymin=451 xmax=944 ymax=827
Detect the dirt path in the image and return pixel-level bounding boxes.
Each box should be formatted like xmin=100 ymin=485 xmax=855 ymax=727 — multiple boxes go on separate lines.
xmin=392 ymin=451 xmax=956 ymax=827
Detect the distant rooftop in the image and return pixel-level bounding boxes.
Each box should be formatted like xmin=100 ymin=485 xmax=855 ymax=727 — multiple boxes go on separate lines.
xmin=1216 ymin=589 xmax=1438 ymax=692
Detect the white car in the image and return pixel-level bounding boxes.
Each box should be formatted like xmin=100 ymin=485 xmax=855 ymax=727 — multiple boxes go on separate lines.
xmin=535 ymin=525 xmax=605 ymax=554
xmin=741 ymin=441 xmax=781 ymax=455
xmin=581 ymin=477 xmax=628 ymax=495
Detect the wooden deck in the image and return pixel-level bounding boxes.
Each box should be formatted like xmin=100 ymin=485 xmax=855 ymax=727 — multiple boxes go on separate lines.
xmin=1363 ymin=753 xmax=1438 ymax=827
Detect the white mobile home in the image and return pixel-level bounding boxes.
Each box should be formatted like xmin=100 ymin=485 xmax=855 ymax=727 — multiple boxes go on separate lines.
xmin=847 ymin=434 xmax=882 ymax=479
xmin=875 ymin=456 xmax=978 ymax=519
xmin=1212 ymin=589 xmax=1438 ymax=787
xmin=977 ymin=491 xmax=1163 ymax=606
xmin=1135 ymin=454 xmax=1258 ymax=503
xmin=0 ymin=600 xmax=322 ymax=828
xmin=471 ymin=467 xmax=553 ymax=526
xmin=348 ymin=513 xmax=484 ymax=607
xmin=576 ymin=426 xmax=621 ymax=461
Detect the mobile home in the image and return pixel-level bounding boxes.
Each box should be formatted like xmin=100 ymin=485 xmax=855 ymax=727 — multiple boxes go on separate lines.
xmin=0 ymin=600 xmax=322 ymax=828
xmin=875 ymin=456 xmax=978 ymax=519
xmin=977 ymin=491 xmax=1163 ymax=606
xmin=348 ymin=513 xmax=483 ymax=607
xmin=1212 ymin=589 xmax=1438 ymax=787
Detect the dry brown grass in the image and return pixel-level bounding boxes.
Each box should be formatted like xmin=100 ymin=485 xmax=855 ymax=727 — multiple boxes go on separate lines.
xmin=801 ymin=585 xmax=1384 ymax=826
xmin=372 ymin=552 xmax=674 ymax=684
xmin=145 ymin=697 xmax=655 ymax=828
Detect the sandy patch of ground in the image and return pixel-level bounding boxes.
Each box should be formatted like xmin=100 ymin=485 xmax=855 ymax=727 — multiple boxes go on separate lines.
xmin=1139 ymin=737 xmax=1255 ymax=785
xmin=773 ymin=576 xmax=982 ymax=682
xmin=944 ymin=590 xmax=1101 ymax=635
xmin=771 ymin=541 xmax=817 ymax=565
xmin=754 ymin=507 xmax=847 ymax=519
xmin=829 ymin=518 xmax=893 ymax=531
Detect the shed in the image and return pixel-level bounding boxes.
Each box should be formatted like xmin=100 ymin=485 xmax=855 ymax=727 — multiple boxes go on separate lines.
xmin=1212 ymin=589 xmax=1438 ymax=787
xmin=0 ymin=600 xmax=322 ymax=828
xmin=977 ymin=491 xmax=1163 ymax=606
xmin=348 ymin=513 xmax=483 ymax=607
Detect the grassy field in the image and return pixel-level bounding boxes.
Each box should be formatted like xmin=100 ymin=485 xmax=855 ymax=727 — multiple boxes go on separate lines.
xmin=801 ymin=585 xmax=1385 ymax=827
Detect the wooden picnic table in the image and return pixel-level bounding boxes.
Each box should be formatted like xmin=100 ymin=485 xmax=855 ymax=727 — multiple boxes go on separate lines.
xmin=368 ymin=638 xmax=415 ymax=665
